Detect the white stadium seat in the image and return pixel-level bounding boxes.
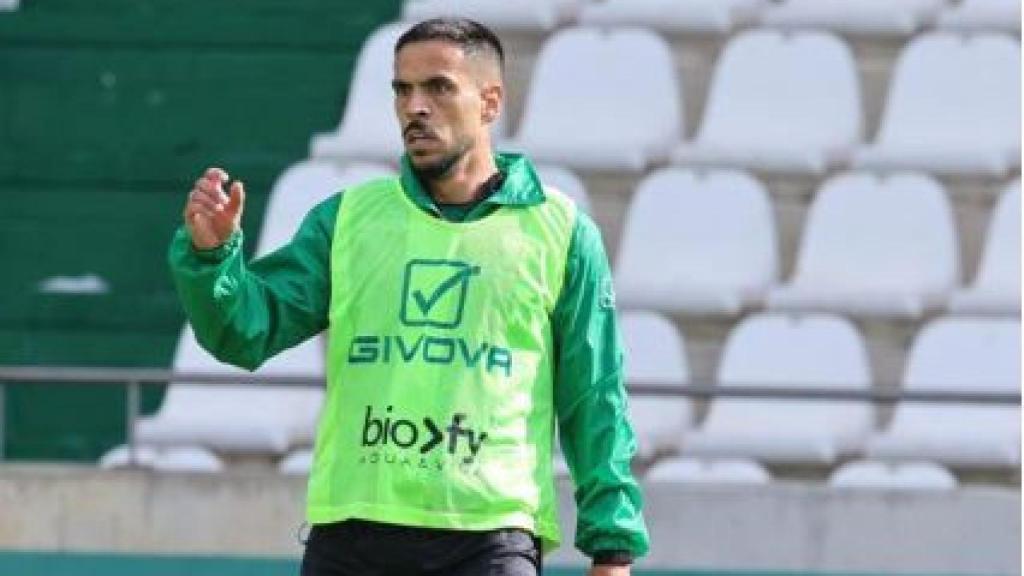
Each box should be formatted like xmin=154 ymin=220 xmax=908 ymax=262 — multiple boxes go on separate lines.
xmin=673 ymin=31 xmax=861 ymax=174
xmin=402 ymin=0 xmax=563 ymax=31
xmin=258 ymin=160 xmax=396 ymax=256
xmin=100 ymin=445 xmax=225 ymax=473
xmin=760 ymin=0 xmax=946 ymax=35
xmin=152 ymin=446 xmax=226 ymax=473
xmin=579 ymin=0 xmax=766 ymax=33
xmin=615 ymin=169 xmax=777 ymax=316
xmin=949 ymin=180 xmax=1021 ymax=314
xmin=99 ymin=445 xmax=160 ymax=470
xmin=310 ymin=23 xmax=407 ymax=162
xmin=620 ymin=312 xmax=693 ymax=460
xmin=279 ymin=448 xmax=314 ymax=475
xmin=506 ymin=27 xmax=681 ymax=172
xmin=645 ymin=458 xmax=771 ymax=485
xmin=135 ymin=325 xmax=325 ymax=454
xmin=829 ymin=460 xmax=957 ymax=490
xmin=683 ymin=314 xmax=874 ymax=464
xmin=534 ymin=163 xmax=591 ymax=212
xmin=853 ymin=33 xmax=1021 ymax=177
xmin=867 ymin=318 xmax=1021 ymax=468
xmin=768 ymin=172 xmax=959 ymax=319
xmin=938 ymin=0 xmax=1022 ymax=33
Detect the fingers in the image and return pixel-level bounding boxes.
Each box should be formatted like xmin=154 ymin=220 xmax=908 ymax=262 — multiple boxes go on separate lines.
xmin=187 ymin=167 xmax=232 ymax=213
xmin=183 ymin=199 xmax=216 ymax=227
xmin=226 ymin=180 xmax=245 ymax=215
xmin=205 ymin=166 xmax=229 ymax=183
xmin=195 ymin=172 xmax=228 ymax=203
xmin=188 ymin=187 xmax=223 ymax=213
xmin=184 ymin=167 xmax=243 ymax=228
xmin=187 ymin=209 xmax=210 ymax=229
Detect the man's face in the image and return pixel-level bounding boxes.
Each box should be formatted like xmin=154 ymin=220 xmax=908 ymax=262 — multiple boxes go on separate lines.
xmin=393 ymin=40 xmax=500 ymax=179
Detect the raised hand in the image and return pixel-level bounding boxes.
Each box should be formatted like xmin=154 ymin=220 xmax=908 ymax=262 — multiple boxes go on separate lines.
xmin=183 ymin=166 xmax=246 ymax=250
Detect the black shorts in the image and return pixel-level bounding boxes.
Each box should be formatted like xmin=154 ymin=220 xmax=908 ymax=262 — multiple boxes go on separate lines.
xmin=299 ymin=519 xmax=542 ymax=576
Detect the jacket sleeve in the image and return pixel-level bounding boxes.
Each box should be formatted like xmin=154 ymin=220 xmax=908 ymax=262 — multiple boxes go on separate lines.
xmin=551 ymin=210 xmax=650 ymax=560
xmin=167 ymin=194 xmax=341 ymax=370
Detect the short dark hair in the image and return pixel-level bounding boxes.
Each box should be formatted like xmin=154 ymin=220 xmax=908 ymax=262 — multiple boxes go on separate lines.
xmin=395 ymin=17 xmax=504 ymax=71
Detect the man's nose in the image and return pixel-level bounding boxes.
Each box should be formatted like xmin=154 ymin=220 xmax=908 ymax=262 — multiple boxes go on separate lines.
xmin=403 ymin=90 xmax=431 ymax=118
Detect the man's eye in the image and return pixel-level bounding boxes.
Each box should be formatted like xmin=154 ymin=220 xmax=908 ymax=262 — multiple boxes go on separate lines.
xmin=429 ymin=82 xmax=453 ymax=95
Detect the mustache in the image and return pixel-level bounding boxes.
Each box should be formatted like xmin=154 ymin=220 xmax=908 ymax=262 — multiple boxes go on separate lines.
xmin=403 ymin=120 xmax=437 ymax=138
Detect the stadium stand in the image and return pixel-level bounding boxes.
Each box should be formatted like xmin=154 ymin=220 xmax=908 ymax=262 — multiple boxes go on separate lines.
xmin=619 ymin=311 xmax=693 ymax=461
xmin=671 ymin=30 xmax=862 ymax=174
xmin=644 ymin=458 xmax=772 ymax=484
xmin=578 ymin=0 xmax=766 ymax=33
xmin=759 ymin=0 xmax=947 ymax=36
xmin=852 ymin=32 xmax=1021 ymax=177
xmin=2 ymin=1 xmax=1022 ymax=573
xmin=614 ymin=169 xmax=777 ymax=316
xmin=866 ymin=317 xmax=1021 ymax=468
xmin=828 ymin=460 xmax=958 ymax=489
xmin=767 ymin=172 xmax=959 ymax=319
xmin=504 ymin=27 xmax=681 ymax=172
xmin=949 ymin=180 xmax=1021 ymax=314
xmin=2 ymin=0 xmax=1019 ymax=494
xmin=682 ymin=314 xmax=874 ymax=464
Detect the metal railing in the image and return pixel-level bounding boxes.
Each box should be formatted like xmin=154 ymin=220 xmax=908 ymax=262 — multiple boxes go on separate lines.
xmin=0 ymin=365 xmax=1019 ymax=463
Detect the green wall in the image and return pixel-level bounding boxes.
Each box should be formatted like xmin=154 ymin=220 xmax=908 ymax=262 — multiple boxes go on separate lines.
xmin=0 ymin=0 xmax=401 ymax=460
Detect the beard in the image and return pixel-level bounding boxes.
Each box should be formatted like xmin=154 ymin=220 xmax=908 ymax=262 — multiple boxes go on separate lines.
xmin=409 ymin=139 xmax=472 ymax=182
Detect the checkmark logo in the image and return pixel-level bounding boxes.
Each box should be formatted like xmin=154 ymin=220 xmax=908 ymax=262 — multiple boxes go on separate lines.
xmin=400 ymin=260 xmax=481 ymax=328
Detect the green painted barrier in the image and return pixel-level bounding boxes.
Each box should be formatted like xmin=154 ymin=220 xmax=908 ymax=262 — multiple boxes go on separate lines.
xmin=0 ymin=549 xmax=969 ymax=576
xmin=0 ymin=0 xmax=402 ymax=461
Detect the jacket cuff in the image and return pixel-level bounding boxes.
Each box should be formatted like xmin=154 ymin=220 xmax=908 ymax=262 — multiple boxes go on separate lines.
xmin=190 ymin=229 xmax=242 ymax=262
xmin=592 ymin=550 xmax=633 ymax=566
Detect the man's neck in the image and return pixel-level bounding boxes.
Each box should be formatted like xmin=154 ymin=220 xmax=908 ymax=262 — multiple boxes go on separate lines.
xmin=426 ymin=148 xmax=499 ymax=205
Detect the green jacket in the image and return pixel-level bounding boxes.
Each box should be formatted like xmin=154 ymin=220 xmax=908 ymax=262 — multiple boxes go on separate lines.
xmin=168 ymin=153 xmax=650 ymax=560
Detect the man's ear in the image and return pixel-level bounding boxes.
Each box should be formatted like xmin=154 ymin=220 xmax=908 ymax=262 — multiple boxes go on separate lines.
xmin=481 ymin=84 xmax=504 ymax=124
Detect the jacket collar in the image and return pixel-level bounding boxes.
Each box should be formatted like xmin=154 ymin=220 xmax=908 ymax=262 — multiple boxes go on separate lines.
xmin=398 ymin=151 xmax=547 ymax=214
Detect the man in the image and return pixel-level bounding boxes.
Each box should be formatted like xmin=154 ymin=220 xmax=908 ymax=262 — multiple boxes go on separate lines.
xmin=172 ymin=17 xmax=648 ymax=576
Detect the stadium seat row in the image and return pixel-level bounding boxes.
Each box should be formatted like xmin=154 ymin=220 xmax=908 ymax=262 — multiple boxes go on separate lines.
xmin=102 ymin=313 xmax=1019 ymax=475
xmin=98 ymin=442 xmax=967 ymax=491
xmin=616 ymin=171 xmax=1020 ymax=318
xmin=621 ymin=312 xmax=1020 ymax=469
xmin=621 ymin=458 xmax=959 ymax=490
xmin=257 ymin=159 xmax=1022 ymax=320
xmin=113 ymin=155 xmax=1016 ymax=462
xmin=313 ymin=23 xmax=1020 ymax=177
xmin=402 ymin=0 xmax=1021 ymax=35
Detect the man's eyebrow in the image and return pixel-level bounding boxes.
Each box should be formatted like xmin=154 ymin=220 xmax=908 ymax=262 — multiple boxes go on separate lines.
xmin=423 ymin=74 xmax=454 ymax=83
xmin=392 ymin=74 xmax=456 ymax=88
